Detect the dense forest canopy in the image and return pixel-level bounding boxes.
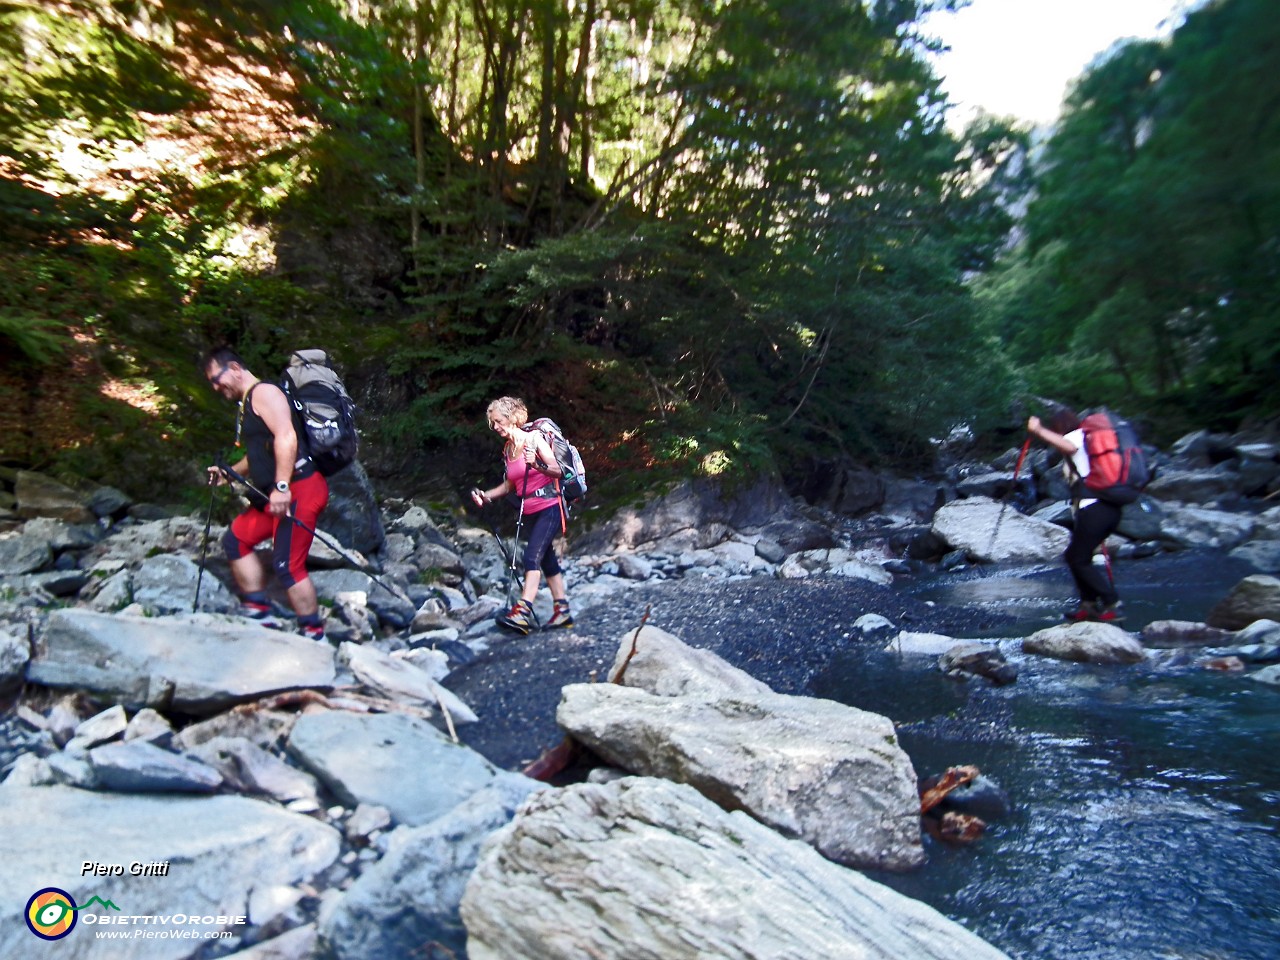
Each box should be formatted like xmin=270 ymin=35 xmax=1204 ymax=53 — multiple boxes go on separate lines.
xmin=0 ymin=0 xmax=1272 ymax=506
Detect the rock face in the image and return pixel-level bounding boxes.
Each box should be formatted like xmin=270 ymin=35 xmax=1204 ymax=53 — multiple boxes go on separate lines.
xmin=287 ymin=710 xmax=510 ymax=827
xmin=461 ymin=777 xmax=1009 ymax=960
xmin=28 ymin=610 xmax=336 ymax=713
xmin=1022 ymin=622 xmax=1146 ymax=664
xmin=1207 ymin=574 xmax=1280 ymax=630
xmin=557 ymin=682 xmax=923 ymax=870
xmin=0 ymin=783 xmax=339 ymax=960
xmin=931 ymin=497 xmax=1070 ymax=563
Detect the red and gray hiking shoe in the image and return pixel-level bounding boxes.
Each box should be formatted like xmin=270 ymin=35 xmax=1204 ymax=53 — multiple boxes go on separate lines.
xmin=543 ymin=599 xmax=575 ymax=630
xmin=497 ymin=599 xmax=537 ymax=635
xmin=1095 ymin=602 xmax=1126 ymax=625
xmin=299 ymin=622 xmax=326 ymax=642
xmin=1062 ymin=602 xmax=1098 ymax=623
xmin=240 ymin=601 xmax=284 ymax=630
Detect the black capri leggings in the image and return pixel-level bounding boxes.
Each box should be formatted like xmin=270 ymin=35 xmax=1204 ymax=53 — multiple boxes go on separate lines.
xmin=1064 ymin=499 xmax=1122 ymax=605
xmin=522 ymin=506 xmax=563 ymax=577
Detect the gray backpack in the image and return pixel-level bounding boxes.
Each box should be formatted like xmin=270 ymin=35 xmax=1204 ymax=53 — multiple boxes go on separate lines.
xmin=281 ymin=349 xmax=358 ymax=476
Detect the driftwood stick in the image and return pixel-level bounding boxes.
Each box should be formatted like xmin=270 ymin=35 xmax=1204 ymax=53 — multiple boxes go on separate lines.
xmin=433 ymin=686 xmax=459 ymax=743
xmin=611 ymin=604 xmax=652 ymax=685
xmin=919 ymin=764 xmax=980 ymax=814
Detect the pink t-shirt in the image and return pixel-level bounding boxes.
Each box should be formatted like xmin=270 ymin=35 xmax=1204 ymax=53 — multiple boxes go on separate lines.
xmin=506 ymin=454 xmax=560 ymax=514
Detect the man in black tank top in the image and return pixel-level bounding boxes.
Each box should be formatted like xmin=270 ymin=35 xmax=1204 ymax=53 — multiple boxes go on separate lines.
xmin=204 ymin=348 xmax=330 ymax=640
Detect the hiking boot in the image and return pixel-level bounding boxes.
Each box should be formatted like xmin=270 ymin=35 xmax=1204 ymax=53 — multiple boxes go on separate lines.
xmin=240 ymin=601 xmax=284 ymax=630
xmin=497 ymin=599 xmax=537 ymax=635
xmin=299 ymin=622 xmax=327 ymax=642
xmin=543 ymin=600 xmax=575 ymax=630
xmin=1062 ymin=602 xmax=1096 ymax=623
xmin=1095 ymin=601 xmax=1126 ymax=624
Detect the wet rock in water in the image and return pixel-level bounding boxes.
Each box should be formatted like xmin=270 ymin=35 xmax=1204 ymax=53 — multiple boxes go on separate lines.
xmin=1140 ymin=620 xmax=1233 ymax=648
xmin=460 ymin=778 xmax=1010 ymax=960
xmin=938 ymin=641 xmax=1017 ymax=685
xmin=1023 ymin=622 xmax=1146 ymax=665
xmin=888 ymin=631 xmax=967 ymax=657
xmin=1231 ymin=618 xmax=1280 ymax=647
xmin=1229 ymin=539 xmax=1280 ymax=574
xmin=1247 ymin=663 xmax=1280 ymax=687
xmin=1207 ymin=574 xmax=1280 ymax=630
xmin=940 ymin=773 xmax=1012 ymax=821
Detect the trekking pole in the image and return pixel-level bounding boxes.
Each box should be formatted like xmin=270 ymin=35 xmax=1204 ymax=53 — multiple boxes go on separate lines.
xmin=468 ymin=490 xmax=521 ymax=606
xmin=193 ymin=472 xmax=218 ymax=613
xmin=986 ymin=437 xmax=1033 ymax=558
xmin=1099 ymin=540 xmax=1115 ymax=586
xmin=213 ymin=459 xmax=413 ymax=606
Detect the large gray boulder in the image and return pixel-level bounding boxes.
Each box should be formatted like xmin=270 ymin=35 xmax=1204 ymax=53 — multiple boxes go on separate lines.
xmin=1229 ymin=540 xmax=1280 ymax=574
xmin=1144 ymin=466 xmax=1240 ymax=503
xmin=931 ymin=497 xmax=1070 ymax=563
xmin=1023 ymin=622 xmax=1146 ymax=664
xmin=319 ymin=775 xmax=544 ymax=960
xmin=0 ymin=531 xmax=52 ymax=575
xmin=608 ymin=624 xmax=773 ymax=696
xmin=557 ymin=683 xmax=923 ymax=871
xmin=574 ymin=476 xmax=794 ymax=553
xmin=0 ymin=783 xmax=339 ymax=960
xmin=287 ymin=710 xmax=504 ymax=827
xmin=322 ymin=461 xmax=385 ymax=555
xmin=1158 ymin=504 xmax=1256 ymax=551
xmin=461 ymin=777 xmax=1008 ymax=960
xmin=133 ymin=553 xmax=238 ymax=614
xmin=29 ymin=610 xmax=336 ymax=713
xmin=13 ymin=469 xmax=95 ymax=522
xmin=1207 ymin=575 xmax=1280 ymax=630
xmin=0 ymin=626 xmax=29 ymax=693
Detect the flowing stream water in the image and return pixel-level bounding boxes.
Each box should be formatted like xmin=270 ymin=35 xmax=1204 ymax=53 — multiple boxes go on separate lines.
xmin=812 ymin=553 xmax=1280 ymax=959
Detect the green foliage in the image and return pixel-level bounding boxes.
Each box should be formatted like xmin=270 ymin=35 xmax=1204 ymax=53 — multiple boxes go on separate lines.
xmin=983 ymin=0 xmax=1280 ymax=432
xmin=1 ymin=0 xmax=1041 ymax=501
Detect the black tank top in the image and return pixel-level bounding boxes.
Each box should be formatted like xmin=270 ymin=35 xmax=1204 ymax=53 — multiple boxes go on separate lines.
xmin=239 ymin=384 xmax=279 ymax=505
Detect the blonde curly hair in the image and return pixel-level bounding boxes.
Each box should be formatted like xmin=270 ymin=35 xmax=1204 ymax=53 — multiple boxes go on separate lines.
xmin=486 ymin=396 xmax=528 ymax=428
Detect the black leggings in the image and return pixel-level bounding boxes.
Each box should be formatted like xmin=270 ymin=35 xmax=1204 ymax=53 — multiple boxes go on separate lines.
xmin=522 ymin=506 xmax=563 ymax=577
xmin=1064 ymin=500 xmax=1122 ymax=605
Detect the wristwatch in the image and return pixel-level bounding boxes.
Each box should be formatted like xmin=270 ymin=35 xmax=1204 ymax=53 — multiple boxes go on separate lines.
xmin=274 ymin=480 xmax=290 ymax=494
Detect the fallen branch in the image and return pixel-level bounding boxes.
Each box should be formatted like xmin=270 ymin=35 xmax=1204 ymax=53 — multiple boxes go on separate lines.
xmin=610 ymin=604 xmax=652 ymax=686
xmin=919 ymin=764 xmax=980 ymax=814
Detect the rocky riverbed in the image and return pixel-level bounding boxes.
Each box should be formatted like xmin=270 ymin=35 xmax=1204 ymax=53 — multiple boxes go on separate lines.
xmin=2 ymin=421 xmax=1279 ymax=959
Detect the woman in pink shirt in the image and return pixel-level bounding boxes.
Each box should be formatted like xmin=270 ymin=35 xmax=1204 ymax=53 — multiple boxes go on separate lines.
xmin=471 ymin=396 xmax=573 ymax=634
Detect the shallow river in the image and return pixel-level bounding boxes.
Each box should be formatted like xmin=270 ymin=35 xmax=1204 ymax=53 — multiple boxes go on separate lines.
xmin=812 ymin=555 xmax=1280 ymax=959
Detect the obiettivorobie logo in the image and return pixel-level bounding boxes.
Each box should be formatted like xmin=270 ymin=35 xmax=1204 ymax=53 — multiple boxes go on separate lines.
xmin=24 ymin=888 xmax=121 ymax=941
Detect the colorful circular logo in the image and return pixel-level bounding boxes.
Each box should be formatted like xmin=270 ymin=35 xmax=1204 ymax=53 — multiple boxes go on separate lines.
xmin=25 ymin=888 xmax=78 ymax=941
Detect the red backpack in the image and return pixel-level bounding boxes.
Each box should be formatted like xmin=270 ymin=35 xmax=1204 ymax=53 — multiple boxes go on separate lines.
xmin=1078 ymin=410 xmax=1151 ymax=505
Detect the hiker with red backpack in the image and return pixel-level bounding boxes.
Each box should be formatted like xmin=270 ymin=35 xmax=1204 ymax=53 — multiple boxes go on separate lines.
xmin=471 ymin=396 xmax=575 ymax=635
xmin=1027 ymin=408 xmax=1149 ymax=624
